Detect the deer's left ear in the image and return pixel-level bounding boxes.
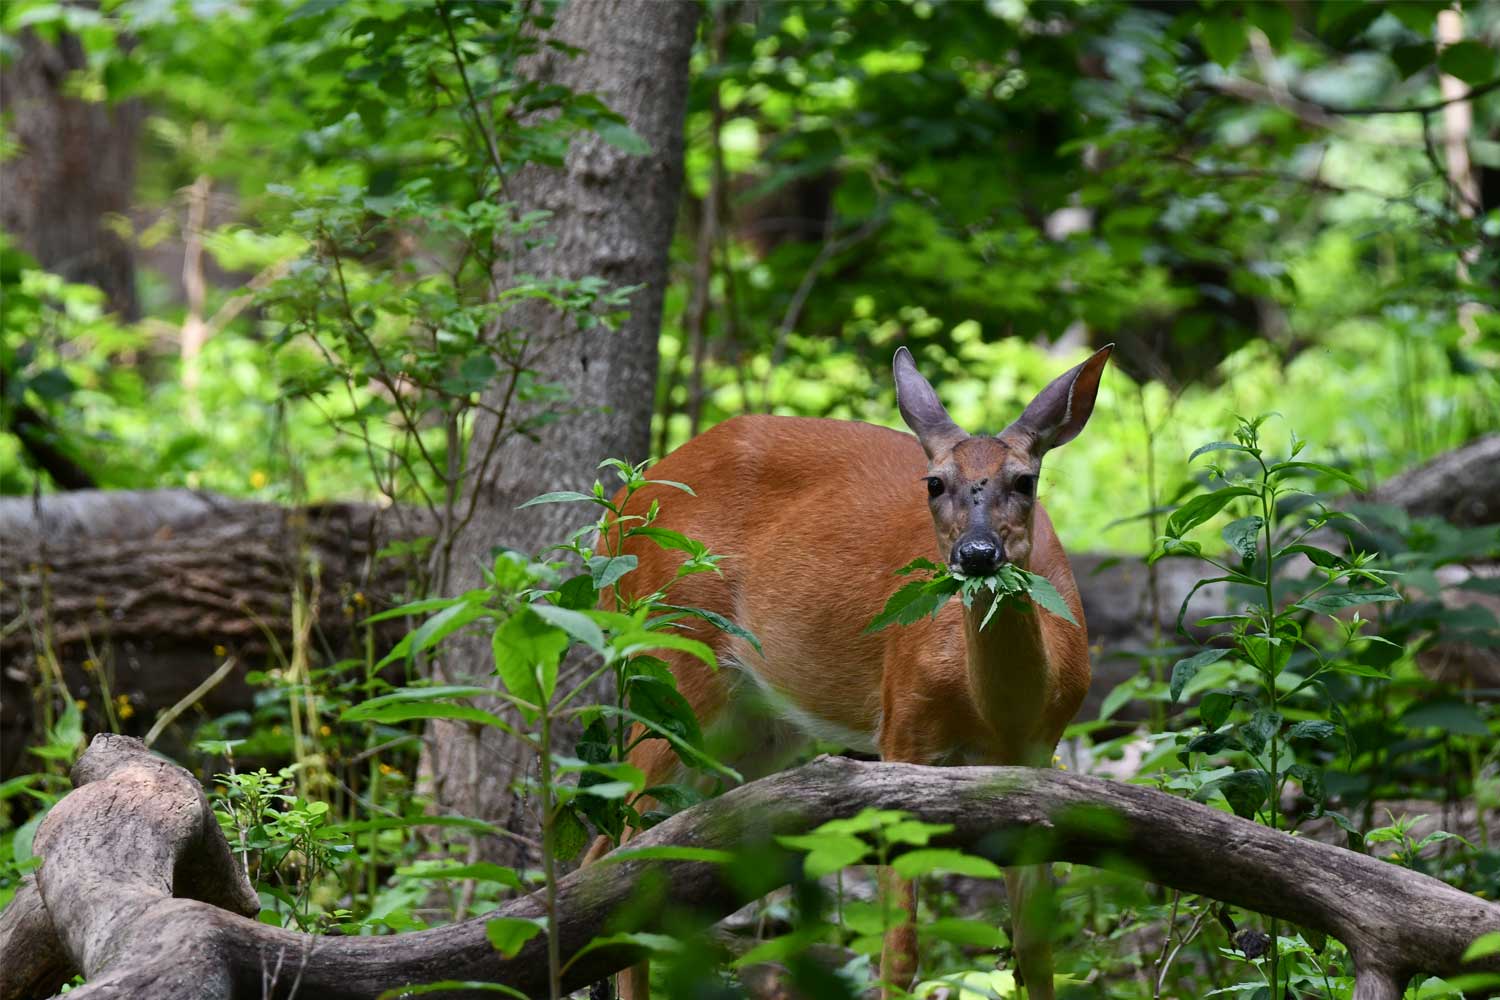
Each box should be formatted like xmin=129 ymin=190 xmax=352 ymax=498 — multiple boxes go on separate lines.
xmin=1003 ymin=344 xmax=1113 ymax=455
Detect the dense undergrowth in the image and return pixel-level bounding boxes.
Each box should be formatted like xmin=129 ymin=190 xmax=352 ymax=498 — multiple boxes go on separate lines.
xmin=4 ymin=0 xmax=1499 ymax=997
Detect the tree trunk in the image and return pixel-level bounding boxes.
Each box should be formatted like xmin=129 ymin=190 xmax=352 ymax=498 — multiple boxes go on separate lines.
xmin=4 ymin=736 xmax=1496 ymax=1000
xmin=424 ymin=0 xmax=698 ymax=860
xmin=0 ymin=26 xmax=141 ymax=319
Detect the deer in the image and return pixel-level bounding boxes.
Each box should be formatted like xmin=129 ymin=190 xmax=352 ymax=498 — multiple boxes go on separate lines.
xmin=587 ymin=344 xmax=1112 ymax=999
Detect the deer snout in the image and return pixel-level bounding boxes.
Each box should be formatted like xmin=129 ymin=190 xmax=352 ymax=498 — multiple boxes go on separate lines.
xmin=952 ymin=535 xmax=1004 ymax=576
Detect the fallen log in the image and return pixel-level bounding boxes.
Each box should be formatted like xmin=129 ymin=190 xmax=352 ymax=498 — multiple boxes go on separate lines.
xmin=4 ymin=435 xmax=1495 ymax=773
xmin=0 ymin=492 xmax=433 ymax=773
xmin=1 ymin=735 xmax=1495 ymax=1000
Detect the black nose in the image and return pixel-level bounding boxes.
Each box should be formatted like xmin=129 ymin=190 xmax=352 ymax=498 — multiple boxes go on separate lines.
xmin=953 ymin=537 xmax=1002 ymax=576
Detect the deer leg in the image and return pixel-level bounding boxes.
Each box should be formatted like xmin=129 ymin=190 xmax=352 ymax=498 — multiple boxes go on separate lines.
xmin=878 ymin=866 xmax=918 ymax=996
xmin=599 ymin=647 xmax=735 ymax=1000
xmin=1006 ymin=864 xmax=1055 ymax=1000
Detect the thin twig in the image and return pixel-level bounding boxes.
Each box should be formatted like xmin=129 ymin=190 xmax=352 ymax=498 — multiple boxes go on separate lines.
xmin=144 ymin=657 xmax=238 ymax=748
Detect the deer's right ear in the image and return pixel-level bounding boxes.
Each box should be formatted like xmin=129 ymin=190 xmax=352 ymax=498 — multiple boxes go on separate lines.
xmin=894 ymin=347 xmax=966 ymax=459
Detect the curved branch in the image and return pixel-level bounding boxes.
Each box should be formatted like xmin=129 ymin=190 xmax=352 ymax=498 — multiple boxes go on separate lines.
xmin=3 ymin=736 xmax=1497 ymax=1000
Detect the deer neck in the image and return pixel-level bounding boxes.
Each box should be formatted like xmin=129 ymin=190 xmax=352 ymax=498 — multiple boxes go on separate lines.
xmin=962 ymin=590 xmax=1053 ymax=764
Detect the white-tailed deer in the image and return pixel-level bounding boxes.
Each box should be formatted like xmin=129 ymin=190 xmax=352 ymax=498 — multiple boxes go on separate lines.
xmin=591 ymin=345 xmax=1112 ymax=998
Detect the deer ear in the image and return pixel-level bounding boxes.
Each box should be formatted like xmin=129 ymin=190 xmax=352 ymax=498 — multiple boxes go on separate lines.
xmin=1004 ymin=344 xmax=1113 ymax=455
xmin=894 ymin=347 xmax=966 ymax=459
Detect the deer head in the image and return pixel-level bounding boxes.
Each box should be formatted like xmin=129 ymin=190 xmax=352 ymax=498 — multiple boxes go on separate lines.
xmin=893 ymin=345 xmax=1113 ymax=575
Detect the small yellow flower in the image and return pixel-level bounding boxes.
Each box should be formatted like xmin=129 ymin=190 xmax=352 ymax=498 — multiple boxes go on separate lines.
xmin=213 ymin=644 xmax=228 ymax=657
xmin=118 ymin=702 xmax=135 ymax=720
xmin=82 ymin=659 xmax=96 ymax=672
xmin=75 ymin=699 xmax=87 ymax=711
xmin=353 ymin=592 xmax=366 ymax=606
xmin=379 ymin=763 xmax=396 ymax=775
xmin=319 ymin=725 xmax=332 ymax=737
xmin=250 ymin=470 xmax=268 ymax=489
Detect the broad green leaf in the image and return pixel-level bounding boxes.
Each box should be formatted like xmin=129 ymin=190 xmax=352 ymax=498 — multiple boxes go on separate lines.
xmin=1269 ymin=460 xmax=1364 ymax=492
xmin=596 ymin=120 xmax=652 ymax=155
xmin=484 ymin=916 xmax=545 ymax=958
xmin=884 ymin=818 xmax=953 ymax=846
xmin=377 ymin=601 xmax=485 ymax=668
xmin=587 ymin=554 xmax=638 ymax=590
xmin=1189 ymin=440 xmax=1253 ymax=461
xmin=1222 ymin=516 xmax=1262 ymax=561
xmin=379 ymin=983 xmax=527 ymax=1000
xmin=616 ymin=629 xmax=717 ymax=668
xmin=516 ymin=490 xmax=599 ymax=508
xmin=344 ymin=685 xmax=495 ymax=708
xmin=777 ymin=831 xmax=870 ymax=877
xmin=1295 ymin=587 xmax=1401 ymax=616
xmin=396 ymin=861 xmax=523 ymax=890
xmin=530 ymin=602 xmax=605 ymax=651
xmin=556 ymin=574 xmax=598 ymax=610
xmin=339 ymin=700 xmax=517 ymax=736
xmin=562 ymin=932 xmax=681 ymax=973
xmin=627 ymin=675 xmax=704 ymax=750
xmin=630 ymin=527 xmax=706 ymax=556
xmin=921 ymin=917 xmax=1010 ymax=949
xmin=1240 ymin=709 xmax=1282 ymax=756
xmin=1274 ymin=543 xmax=1346 ymax=569
xmin=492 ymin=608 xmax=569 ymax=715
xmin=1199 ymin=691 xmax=1236 ymax=731
xmin=1462 ymin=931 xmax=1500 ymax=962
xmin=866 ymin=576 xmax=960 ymax=633
xmin=1287 ymin=720 xmax=1338 ymax=744
xmin=363 ymin=595 xmax=465 ymax=624
xmin=1195 ymin=770 xmax=1268 ymax=820
xmin=892 ymin=848 xmax=1002 ymax=879
xmin=1285 ymin=763 xmax=1324 ymax=805
xmin=1439 ymin=40 xmax=1497 ymax=85
xmin=1169 ymin=647 xmax=1231 ymax=703
xmin=656 ymin=603 xmax=761 ymax=654
xmin=1020 ymin=570 xmax=1079 ymax=626
xmin=590 ymin=705 xmax=741 ymax=781
xmin=1185 ymin=731 xmax=1238 ymax=757
xmin=1199 ymin=15 xmax=1247 ymax=68
xmin=1166 ymin=487 xmax=1258 ymax=539
xmin=1098 ymin=678 xmax=1138 ymax=721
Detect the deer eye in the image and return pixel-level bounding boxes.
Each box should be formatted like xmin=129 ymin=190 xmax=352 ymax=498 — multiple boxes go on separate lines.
xmin=1014 ymin=474 xmax=1037 ymax=498
xmin=925 ymin=476 xmax=945 ymax=498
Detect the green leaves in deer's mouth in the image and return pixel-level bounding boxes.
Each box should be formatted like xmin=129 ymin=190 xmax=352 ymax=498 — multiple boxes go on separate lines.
xmin=865 ymin=557 xmax=1078 ymax=634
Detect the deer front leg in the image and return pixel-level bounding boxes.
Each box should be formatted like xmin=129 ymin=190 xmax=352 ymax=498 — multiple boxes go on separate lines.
xmin=1006 ymin=864 xmax=1055 ymax=1000
xmin=878 ymin=865 xmax=918 ymax=996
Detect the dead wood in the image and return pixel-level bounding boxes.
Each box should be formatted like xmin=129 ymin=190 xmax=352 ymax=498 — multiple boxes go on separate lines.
xmin=1 ymin=735 xmax=1495 ymax=1000
xmin=0 ymin=491 xmax=432 ymax=774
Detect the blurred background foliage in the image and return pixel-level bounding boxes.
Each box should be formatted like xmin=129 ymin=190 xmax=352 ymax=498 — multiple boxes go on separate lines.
xmin=4 ymin=2 xmax=1500 ymax=997
xmin=2 ymin=0 xmax=1496 ymax=551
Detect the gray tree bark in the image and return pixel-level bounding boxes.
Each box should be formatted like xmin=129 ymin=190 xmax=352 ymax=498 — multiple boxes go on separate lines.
xmin=0 ymin=26 xmax=141 ymax=319
xmin=424 ymin=0 xmax=698 ymax=860
xmin=3 ymin=736 xmax=1496 ymax=1000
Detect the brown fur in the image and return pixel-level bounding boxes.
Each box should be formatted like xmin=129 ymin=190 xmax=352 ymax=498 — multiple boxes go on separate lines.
xmin=588 ymin=347 xmax=1111 ymax=999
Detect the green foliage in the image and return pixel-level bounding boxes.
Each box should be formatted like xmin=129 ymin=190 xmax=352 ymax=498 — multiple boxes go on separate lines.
xmin=866 ymin=556 xmax=1077 ymax=633
xmin=4 ymin=1 xmax=1499 ymax=997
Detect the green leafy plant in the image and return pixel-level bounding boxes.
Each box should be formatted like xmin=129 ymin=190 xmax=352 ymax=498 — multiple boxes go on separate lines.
xmin=866 ymin=557 xmax=1078 ymax=634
